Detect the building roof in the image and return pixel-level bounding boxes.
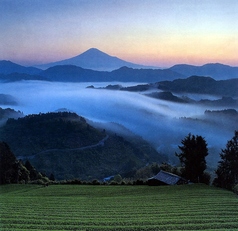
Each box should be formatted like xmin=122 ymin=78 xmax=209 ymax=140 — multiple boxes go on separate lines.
xmin=148 ymin=170 xmax=184 ymax=185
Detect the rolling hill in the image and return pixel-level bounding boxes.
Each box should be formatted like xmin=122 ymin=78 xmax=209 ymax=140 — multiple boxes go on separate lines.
xmin=0 ymin=60 xmax=41 ymax=75
xmin=168 ymin=63 xmax=238 ymax=80
xmin=0 ymin=112 xmax=162 ymax=180
xmin=157 ymin=76 xmax=238 ymax=97
xmin=98 ymin=76 xmax=238 ymax=98
xmin=41 ymin=65 xmax=185 ymax=82
xmin=0 ymin=107 xmax=24 ymax=122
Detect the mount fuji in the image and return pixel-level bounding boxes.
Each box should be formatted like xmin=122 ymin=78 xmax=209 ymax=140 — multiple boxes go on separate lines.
xmin=36 ymin=48 xmax=158 ymax=71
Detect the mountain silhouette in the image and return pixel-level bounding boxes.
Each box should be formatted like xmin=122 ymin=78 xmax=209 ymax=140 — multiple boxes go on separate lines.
xmin=36 ymin=48 xmax=158 ymax=71
xmin=99 ymin=76 xmax=238 ymax=98
xmin=41 ymin=65 xmax=106 ymax=82
xmin=157 ymin=76 xmax=238 ymax=97
xmin=168 ymin=63 xmax=238 ymax=80
xmin=41 ymin=65 xmax=184 ymax=82
xmin=0 ymin=60 xmax=41 ymax=75
xmin=2 ymin=56 xmax=238 ymax=82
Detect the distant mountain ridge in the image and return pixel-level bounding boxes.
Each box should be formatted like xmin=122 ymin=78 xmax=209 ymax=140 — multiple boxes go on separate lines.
xmin=40 ymin=65 xmax=185 ymax=82
xmin=98 ymin=76 xmax=238 ymax=98
xmin=169 ymin=63 xmax=238 ymax=80
xmin=1 ymin=48 xmax=238 ymax=82
xmin=0 ymin=63 xmax=184 ymax=83
xmin=157 ymin=76 xmax=238 ymax=97
xmin=0 ymin=60 xmax=41 ymax=75
xmin=36 ymin=48 xmax=158 ymax=71
xmin=1 ymin=62 xmax=238 ymax=83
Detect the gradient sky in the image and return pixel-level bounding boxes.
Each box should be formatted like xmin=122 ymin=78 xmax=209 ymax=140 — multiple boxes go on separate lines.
xmin=0 ymin=0 xmax=237 ymax=67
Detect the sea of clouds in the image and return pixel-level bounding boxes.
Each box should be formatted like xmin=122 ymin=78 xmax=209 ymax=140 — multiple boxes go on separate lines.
xmin=1 ymin=80 xmax=236 ymax=168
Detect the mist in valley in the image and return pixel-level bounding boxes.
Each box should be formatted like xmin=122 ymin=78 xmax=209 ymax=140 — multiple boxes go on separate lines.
xmin=1 ymin=80 xmax=237 ymax=168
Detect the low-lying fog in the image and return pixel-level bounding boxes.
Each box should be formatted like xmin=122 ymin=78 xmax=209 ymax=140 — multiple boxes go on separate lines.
xmin=1 ymin=81 xmax=237 ymax=168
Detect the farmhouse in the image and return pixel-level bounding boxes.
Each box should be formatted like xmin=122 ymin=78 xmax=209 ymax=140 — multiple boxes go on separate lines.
xmin=148 ymin=170 xmax=188 ymax=186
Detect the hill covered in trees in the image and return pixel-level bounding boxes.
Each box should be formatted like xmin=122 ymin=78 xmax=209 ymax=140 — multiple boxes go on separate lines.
xmin=157 ymin=76 xmax=238 ymax=97
xmin=97 ymin=76 xmax=238 ymax=98
xmin=0 ymin=112 xmax=162 ymax=180
xmin=0 ymin=142 xmax=48 ymax=184
xmin=0 ymin=107 xmax=24 ymax=126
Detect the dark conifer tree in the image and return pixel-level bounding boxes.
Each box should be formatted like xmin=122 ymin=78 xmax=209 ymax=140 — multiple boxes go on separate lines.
xmin=25 ymin=160 xmax=39 ymax=180
xmin=0 ymin=142 xmax=30 ymax=184
xmin=213 ymin=131 xmax=238 ymax=190
xmin=0 ymin=142 xmax=17 ymax=184
xmin=176 ymin=133 xmax=209 ymax=183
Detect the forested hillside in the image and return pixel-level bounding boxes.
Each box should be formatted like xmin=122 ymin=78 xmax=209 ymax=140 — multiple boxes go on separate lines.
xmin=0 ymin=142 xmax=48 ymax=184
xmin=157 ymin=76 xmax=238 ymax=97
xmin=0 ymin=112 xmax=162 ymax=180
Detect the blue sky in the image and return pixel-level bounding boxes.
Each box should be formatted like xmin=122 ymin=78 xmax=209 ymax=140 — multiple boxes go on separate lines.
xmin=0 ymin=0 xmax=237 ymax=67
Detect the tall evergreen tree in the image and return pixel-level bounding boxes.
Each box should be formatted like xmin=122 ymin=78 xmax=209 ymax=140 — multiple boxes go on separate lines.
xmin=25 ymin=160 xmax=39 ymax=180
xmin=0 ymin=142 xmax=17 ymax=184
xmin=0 ymin=142 xmax=30 ymax=184
xmin=213 ymin=131 xmax=238 ymax=190
xmin=176 ymin=133 xmax=209 ymax=183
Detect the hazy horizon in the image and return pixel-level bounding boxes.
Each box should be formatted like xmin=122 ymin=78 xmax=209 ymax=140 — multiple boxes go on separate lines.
xmin=4 ymin=47 xmax=238 ymax=70
xmin=1 ymin=1 xmax=237 ymax=67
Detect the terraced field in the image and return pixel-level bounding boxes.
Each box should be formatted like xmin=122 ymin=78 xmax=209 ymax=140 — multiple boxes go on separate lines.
xmin=1 ymin=184 xmax=238 ymax=230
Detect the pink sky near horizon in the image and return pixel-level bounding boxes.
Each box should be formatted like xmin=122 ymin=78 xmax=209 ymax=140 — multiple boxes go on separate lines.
xmin=0 ymin=0 xmax=237 ymax=67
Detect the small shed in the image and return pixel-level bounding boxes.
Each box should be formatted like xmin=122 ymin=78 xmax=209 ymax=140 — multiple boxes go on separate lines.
xmin=148 ymin=170 xmax=188 ymax=186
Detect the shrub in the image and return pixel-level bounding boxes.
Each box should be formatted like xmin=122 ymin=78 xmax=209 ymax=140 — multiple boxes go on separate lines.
xmin=109 ymin=181 xmax=119 ymax=185
xmin=133 ymin=179 xmax=145 ymax=185
xmin=91 ymin=179 xmax=100 ymax=185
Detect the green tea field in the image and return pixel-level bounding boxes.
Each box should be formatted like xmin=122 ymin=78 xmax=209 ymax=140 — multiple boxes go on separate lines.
xmin=1 ymin=184 xmax=238 ymax=230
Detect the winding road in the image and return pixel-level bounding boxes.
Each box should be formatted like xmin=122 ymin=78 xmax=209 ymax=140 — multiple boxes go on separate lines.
xmin=17 ymin=135 xmax=109 ymax=160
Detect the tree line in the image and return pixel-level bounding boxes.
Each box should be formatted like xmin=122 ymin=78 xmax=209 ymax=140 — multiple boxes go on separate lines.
xmin=1 ymin=130 xmax=238 ymax=192
xmin=176 ymin=131 xmax=238 ymax=190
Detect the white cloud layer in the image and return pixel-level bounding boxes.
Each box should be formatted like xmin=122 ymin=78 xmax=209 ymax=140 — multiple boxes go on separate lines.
xmin=1 ymin=81 xmax=236 ymax=167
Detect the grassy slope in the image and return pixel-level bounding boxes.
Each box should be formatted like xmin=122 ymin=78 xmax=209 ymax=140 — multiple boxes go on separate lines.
xmin=1 ymin=184 xmax=238 ymax=230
